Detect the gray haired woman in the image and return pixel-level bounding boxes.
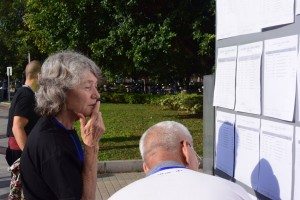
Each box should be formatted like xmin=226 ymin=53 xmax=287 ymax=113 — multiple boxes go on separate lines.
xmin=20 ymin=51 xmax=105 ymax=200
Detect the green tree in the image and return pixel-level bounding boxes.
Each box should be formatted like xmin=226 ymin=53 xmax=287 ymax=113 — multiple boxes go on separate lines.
xmin=23 ymin=0 xmax=110 ymax=55
xmin=91 ymin=0 xmax=215 ymax=84
xmin=0 ymin=1 xmax=44 ymax=79
xmin=1 ymin=0 xmax=215 ymax=83
xmin=0 ymin=1 xmax=25 ymax=78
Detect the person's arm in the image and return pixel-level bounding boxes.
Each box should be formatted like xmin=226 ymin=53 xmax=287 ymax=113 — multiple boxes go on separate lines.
xmin=81 ymin=144 xmax=99 ymax=200
xmin=12 ymin=116 xmax=29 ymax=150
xmin=78 ymin=101 xmax=105 ymax=200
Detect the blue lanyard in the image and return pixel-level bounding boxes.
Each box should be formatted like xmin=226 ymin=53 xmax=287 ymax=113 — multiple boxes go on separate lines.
xmin=156 ymin=166 xmax=186 ymax=172
xmin=148 ymin=164 xmax=186 ymax=176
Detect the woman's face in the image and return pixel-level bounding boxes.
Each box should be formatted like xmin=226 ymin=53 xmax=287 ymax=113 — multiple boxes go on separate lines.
xmin=65 ymin=71 xmax=100 ymax=117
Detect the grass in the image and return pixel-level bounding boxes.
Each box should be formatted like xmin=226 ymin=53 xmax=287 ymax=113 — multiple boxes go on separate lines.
xmin=78 ymin=103 xmax=203 ymax=160
xmin=4 ymin=97 xmax=202 ymax=160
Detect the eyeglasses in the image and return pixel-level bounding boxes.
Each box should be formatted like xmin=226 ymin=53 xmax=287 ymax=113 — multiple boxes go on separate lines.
xmin=181 ymin=140 xmax=202 ymax=170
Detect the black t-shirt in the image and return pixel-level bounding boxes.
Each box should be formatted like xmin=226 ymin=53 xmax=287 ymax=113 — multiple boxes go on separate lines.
xmin=6 ymin=86 xmax=39 ymax=137
xmin=20 ymin=117 xmax=84 ymax=200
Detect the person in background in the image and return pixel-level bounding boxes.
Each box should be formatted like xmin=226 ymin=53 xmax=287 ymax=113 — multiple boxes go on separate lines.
xmin=109 ymin=121 xmax=251 ymax=200
xmin=20 ymin=51 xmax=105 ymax=200
xmin=5 ymin=60 xmax=41 ymax=166
xmin=2 ymin=78 xmax=8 ymax=101
xmin=14 ymin=78 xmax=23 ymax=92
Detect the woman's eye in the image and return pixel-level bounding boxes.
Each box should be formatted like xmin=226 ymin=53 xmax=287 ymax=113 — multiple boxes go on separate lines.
xmin=83 ymin=84 xmax=97 ymax=91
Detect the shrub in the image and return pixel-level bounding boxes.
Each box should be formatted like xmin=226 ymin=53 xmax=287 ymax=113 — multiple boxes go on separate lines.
xmin=101 ymin=92 xmax=159 ymax=104
xmin=100 ymin=92 xmax=202 ymax=114
xmin=153 ymin=93 xmax=202 ymax=114
xmin=124 ymin=93 xmax=147 ymax=104
xmin=101 ymin=92 xmax=125 ymax=103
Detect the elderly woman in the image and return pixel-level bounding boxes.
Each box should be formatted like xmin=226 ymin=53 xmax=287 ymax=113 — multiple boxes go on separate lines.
xmin=20 ymin=51 xmax=105 ymax=200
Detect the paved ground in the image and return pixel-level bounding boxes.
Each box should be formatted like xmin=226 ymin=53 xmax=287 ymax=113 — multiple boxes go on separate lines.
xmin=0 ymin=103 xmax=145 ymax=200
xmin=96 ymin=172 xmax=144 ymax=200
xmin=0 ymin=103 xmax=14 ymax=199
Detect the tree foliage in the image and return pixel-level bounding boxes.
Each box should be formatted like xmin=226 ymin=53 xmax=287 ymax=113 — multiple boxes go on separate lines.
xmin=0 ymin=0 xmax=215 ymax=82
xmin=0 ymin=1 xmax=26 ymax=78
xmin=0 ymin=1 xmax=44 ymax=78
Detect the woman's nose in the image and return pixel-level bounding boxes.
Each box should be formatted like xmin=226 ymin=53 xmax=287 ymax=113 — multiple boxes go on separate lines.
xmin=92 ymin=88 xmax=100 ymax=99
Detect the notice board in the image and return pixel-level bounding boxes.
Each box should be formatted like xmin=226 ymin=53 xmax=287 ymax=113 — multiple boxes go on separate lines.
xmin=213 ymin=0 xmax=300 ymax=199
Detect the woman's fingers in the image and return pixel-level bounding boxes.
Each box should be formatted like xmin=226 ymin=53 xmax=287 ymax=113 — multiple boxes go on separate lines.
xmin=77 ymin=112 xmax=87 ymax=132
xmin=91 ymin=101 xmax=100 ymax=118
xmin=80 ymin=102 xmax=105 ymax=147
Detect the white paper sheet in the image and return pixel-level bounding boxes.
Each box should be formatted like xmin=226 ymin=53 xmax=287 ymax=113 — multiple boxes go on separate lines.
xmin=235 ymin=0 xmax=262 ymax=36
xmin=297 ymin=0 xmax=300 ymax=15
xmin=258 ymin=120 xmax=293 ymax=200
xmin=248 ymin=193 xmax=258 ymax=200
xmin=263 ymin=35 xmax=298 ymax=121
xmin=215 ymin=111 xmax=235 ymax=176
xmin=235 ymin=42 xmax=263 ymax=114
xmin=234 ymin=115 xmax=260 ymax=189
xmin=294 ymin=127 xmax=300 ymax=200
xmin=216 ymin=0 xmax=238 ymax=40
xmin=216 ymin=0 xmax=261 ymax=40
xmin=297 ymin=37 xmax=300 ymax=122
xmin=262 ymin=0 xmax=294 ymax=28
xmin=213 ymin=46 xmax=237 ymax=109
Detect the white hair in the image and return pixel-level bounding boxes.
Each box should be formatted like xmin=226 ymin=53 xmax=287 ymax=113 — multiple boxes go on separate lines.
xmin=139 ymin=121 xmax=192 ymax=160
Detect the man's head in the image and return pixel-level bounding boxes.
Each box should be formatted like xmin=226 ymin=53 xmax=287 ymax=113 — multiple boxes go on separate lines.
xmin=139 ymin=121 xmax=200 ymax=173
xmin=25 ymin=60 xmax=42 ymax=91
xmin=25 ymin=60 xmax=41 ymax=80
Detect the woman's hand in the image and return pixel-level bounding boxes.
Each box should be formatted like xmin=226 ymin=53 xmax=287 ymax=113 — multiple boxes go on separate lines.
xmin=77 ymin=102 xmax=105 ymax=147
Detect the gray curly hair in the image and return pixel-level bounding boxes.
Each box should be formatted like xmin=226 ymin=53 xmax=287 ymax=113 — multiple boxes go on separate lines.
xmin=36 ymin=51 xmax=101 ymax=116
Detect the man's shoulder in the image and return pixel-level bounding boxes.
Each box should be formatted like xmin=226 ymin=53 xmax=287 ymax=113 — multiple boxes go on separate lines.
xmin=109 ymin=169 xmax=251 ymax=200
xmin=12 ymin=87 xmax=34 ymax=100
xmin=17 ymin=86 xmax=34 ymax=96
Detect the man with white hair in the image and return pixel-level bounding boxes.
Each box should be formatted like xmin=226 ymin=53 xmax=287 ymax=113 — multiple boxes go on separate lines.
xmin=109 ymin=121 xmax=251 ymax=200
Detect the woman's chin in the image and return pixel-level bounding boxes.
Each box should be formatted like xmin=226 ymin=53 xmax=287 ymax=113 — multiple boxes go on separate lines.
xmin=83 ymin=111 xmax=93 ymax=118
